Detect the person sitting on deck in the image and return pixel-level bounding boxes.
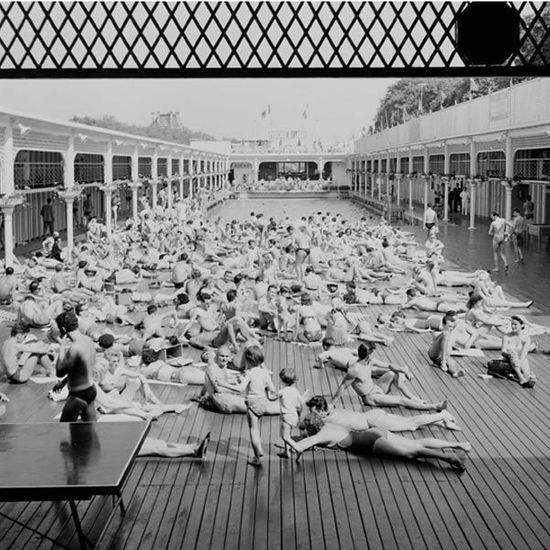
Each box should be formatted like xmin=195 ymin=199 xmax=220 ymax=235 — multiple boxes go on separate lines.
xmin=332 ymin=342 xmax=448 ymax=412
xmin=0 ymin=266 xmax=19 ymax=304
xmin=427 ymin=311 xmax=466 ymax=378
xmin=1 ymin=325 xmax=55 ymax=383
xmin=19 ymin=280 xmax=64 ymax=328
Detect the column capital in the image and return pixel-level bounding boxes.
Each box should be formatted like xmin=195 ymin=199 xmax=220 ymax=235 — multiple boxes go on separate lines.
xmin=57 ymin=186 xmax=83 ymax=203
xmin=128 ymin=180 xmax=143 ymax=190
xmin=0 ymin=193 xmax=26 ymax=211
xmin=98 ymin=181 xmax=119 ymax=194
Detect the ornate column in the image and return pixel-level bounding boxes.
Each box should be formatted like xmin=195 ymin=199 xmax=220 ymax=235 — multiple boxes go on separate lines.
xmin=504 ymin=180 xmax=513 ymax=221
xmin=443 ymin=141 xmax=450 ymax=175
xmin=253 ymin=158 xmax=260 ymax=184
xmin=167 ymin=152 xmax=173 ymax=210
xmin=396 ymin=173 xmax=402 ymax=206
xmin=408 ymin=174 xmax=413 ymax=211
xmin=377 ymin=172 xmax=382 ymax=200
xmin=132 ymin=144 xmax=139 ymax=180
xmin=179 ymin=153 xmax=185 ymax=198
xmin=57 ymin=186 xmax=82 ymax=261
xmin=128 ymin=181 xmax=142 ymax=222
xmin=64 ymin=133 xmax=75 ymax=188
xmin=317 ymin=158 xmax=325 ymax=182
xmin=188 ymin=155 xmax=194 ymax=199
xmin=442 ymin=176 xmax=449 ymax=221
xmin=104 ymin=140 xmax=113 ymax=184
xmin=423 ymin=175 xmax=429 ymax=210
xmin=151 ymin=178 xmax=158 ymax=208
xmin=468 ymin=178 xmax=477 ymax=230
xmin=0 ymin=194 xmax=25 ymax=267
xmin=469 ymin=139 xmax=476 ymax=178
xmin=505 ymin=133 xmax=513 ymax=179
xmin=99 ymin=181 xmax=118 ymax=235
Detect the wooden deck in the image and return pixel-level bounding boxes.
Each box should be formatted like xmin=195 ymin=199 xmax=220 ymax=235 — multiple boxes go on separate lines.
xmin=0 ymin=198 xmax=549 ymax=549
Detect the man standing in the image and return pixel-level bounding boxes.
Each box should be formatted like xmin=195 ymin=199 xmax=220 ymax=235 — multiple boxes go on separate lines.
xmin=53 ymin=311 xmax=97 ymax=422
xmin=83 ymin=194 xmax=93 ymax=226
xmin=508 ymin=208 xmax=527 ymax=263
xmin=488 ymin=211 xmax=509 ymax=272
xmin=523 ymin=194 xmax=534 ymax=221
xmin=40 ymin=197 xmax=55 ymax=237
xmin=423 ymin=203 xmax=438 ymax=236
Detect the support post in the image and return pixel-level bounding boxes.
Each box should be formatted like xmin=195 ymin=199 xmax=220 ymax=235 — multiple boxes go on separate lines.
xmin=469 ymin=179 xmax=476 ymax=230
xmin=57 ymin=187 xmax=81 ymax=262
xmin=443 ymin=176 xmax=449 ymax=222
xmin=423 ymin=175 xmax=429 ymax=210
xmin=504 ymin=183 xmax=513 ymax=222
xmin=1 ymin=206 xmax=15 ymax=267
xmin=396 ymin=173 xmax=401 ymax=206
xmin=129 ymin=181 xmax=142 ymax=222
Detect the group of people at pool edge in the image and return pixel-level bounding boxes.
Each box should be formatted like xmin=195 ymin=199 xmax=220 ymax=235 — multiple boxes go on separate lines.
xmin=0 ymin=182 xmax=546 ymax=471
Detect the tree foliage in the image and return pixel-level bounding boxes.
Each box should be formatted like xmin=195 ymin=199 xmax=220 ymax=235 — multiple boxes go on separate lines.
xmin=70 ymin=114 xmax=214 ymax=144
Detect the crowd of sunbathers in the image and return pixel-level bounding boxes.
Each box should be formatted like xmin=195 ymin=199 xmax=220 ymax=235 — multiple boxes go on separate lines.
xmin=0 ymin=185 xmax=546 ymax=469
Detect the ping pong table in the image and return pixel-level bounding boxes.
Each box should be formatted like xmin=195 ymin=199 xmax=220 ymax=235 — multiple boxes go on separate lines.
xmin=0 ymin=421 xmax=150 ymax=549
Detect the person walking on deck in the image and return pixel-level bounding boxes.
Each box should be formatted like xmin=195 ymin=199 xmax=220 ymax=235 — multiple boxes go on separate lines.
xmin=423 ymin=204 xmax=438 ymax=237
xmin=488 ymin=211 xmax=509 ymax=272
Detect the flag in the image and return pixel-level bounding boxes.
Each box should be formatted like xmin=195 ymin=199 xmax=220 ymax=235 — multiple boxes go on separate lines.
xmin=470 ymin=78 xmax=479 ymax=92
xmin=267 ymin=104 xmax=271 ymax=115
xmin=440 ymin=90 xmax=446 ymax=106
xmin=418 ymin=94 xmax=424 ymax=114
xmin=302 ymin=105 xmax=309 ymax=119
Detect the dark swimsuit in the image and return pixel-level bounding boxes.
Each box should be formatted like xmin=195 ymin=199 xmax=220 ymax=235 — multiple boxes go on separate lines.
xmin=339 ymin=428 xmax=388 ymax=454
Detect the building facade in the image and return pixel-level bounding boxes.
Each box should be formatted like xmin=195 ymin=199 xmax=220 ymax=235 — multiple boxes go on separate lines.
xmin=0 ymin=108 xmax=229 ymax=265
xmin=349 ymin=78 xmax=550 ymax=227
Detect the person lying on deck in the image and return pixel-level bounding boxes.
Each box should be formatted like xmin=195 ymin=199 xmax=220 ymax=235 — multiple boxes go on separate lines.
xmin=305 ymin=395 xmax=461 ymax=432
xmin=293 ymin=410 xmax=470 ymax=470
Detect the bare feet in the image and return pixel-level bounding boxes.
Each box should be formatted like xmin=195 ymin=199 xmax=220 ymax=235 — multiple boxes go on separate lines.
xmin=439 ymin=410 xmax=462 ymax=431
xmin=193 ymin=432 xmax=211 ymax=458
xmin=436 ymin=399 xmax=448 ymax=412
xmin=247 ymin=456 xmax=263 ymax=467
xmin=450 ymin=450 xmax=468 ymax=471
xmin=457 ymin=442 xmax=472 ymax=452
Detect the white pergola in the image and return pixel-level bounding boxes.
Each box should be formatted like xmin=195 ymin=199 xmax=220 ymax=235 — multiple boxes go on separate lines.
xmin=0 ymin=108 xmax=231 ymax=265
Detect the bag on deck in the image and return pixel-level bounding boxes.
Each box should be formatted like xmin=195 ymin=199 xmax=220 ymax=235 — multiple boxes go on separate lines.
xmin=486 ymin=359 xmax=514 ymax=380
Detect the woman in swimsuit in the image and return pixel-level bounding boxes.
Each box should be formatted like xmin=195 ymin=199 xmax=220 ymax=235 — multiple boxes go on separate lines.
xmin=501 ymin=316 xmax=536 ymax=388
xmin=294 ymin=293 xmax=322 ymax=343
xmin=292 ymin=225 xmax=312 ymax=282
xmin=293 ymin=411 xmax=470 ymax=470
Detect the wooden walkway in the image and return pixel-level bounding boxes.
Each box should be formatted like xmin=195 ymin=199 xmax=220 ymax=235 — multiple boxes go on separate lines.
xmin=0 ymin=198 xmax=549 ymax=549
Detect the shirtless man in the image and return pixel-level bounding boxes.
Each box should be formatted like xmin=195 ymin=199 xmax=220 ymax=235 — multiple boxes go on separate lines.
xmin=488 ymin=211 xmax=509 ymax=272
xmin=332 ymin=342 xmax=447 ymax=411
xmin=0 ymin=267 xmax=18 ymax=304
xmin=53 ymin=311 xmax=98 ymax=422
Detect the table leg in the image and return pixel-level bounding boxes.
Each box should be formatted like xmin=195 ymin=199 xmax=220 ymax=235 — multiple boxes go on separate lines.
xmin=69 ymin=500 xmax=92 ymax=549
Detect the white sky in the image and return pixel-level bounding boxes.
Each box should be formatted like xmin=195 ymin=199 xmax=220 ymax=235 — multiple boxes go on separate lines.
xmin=0 ymin=78 xmax=397 ymax=143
